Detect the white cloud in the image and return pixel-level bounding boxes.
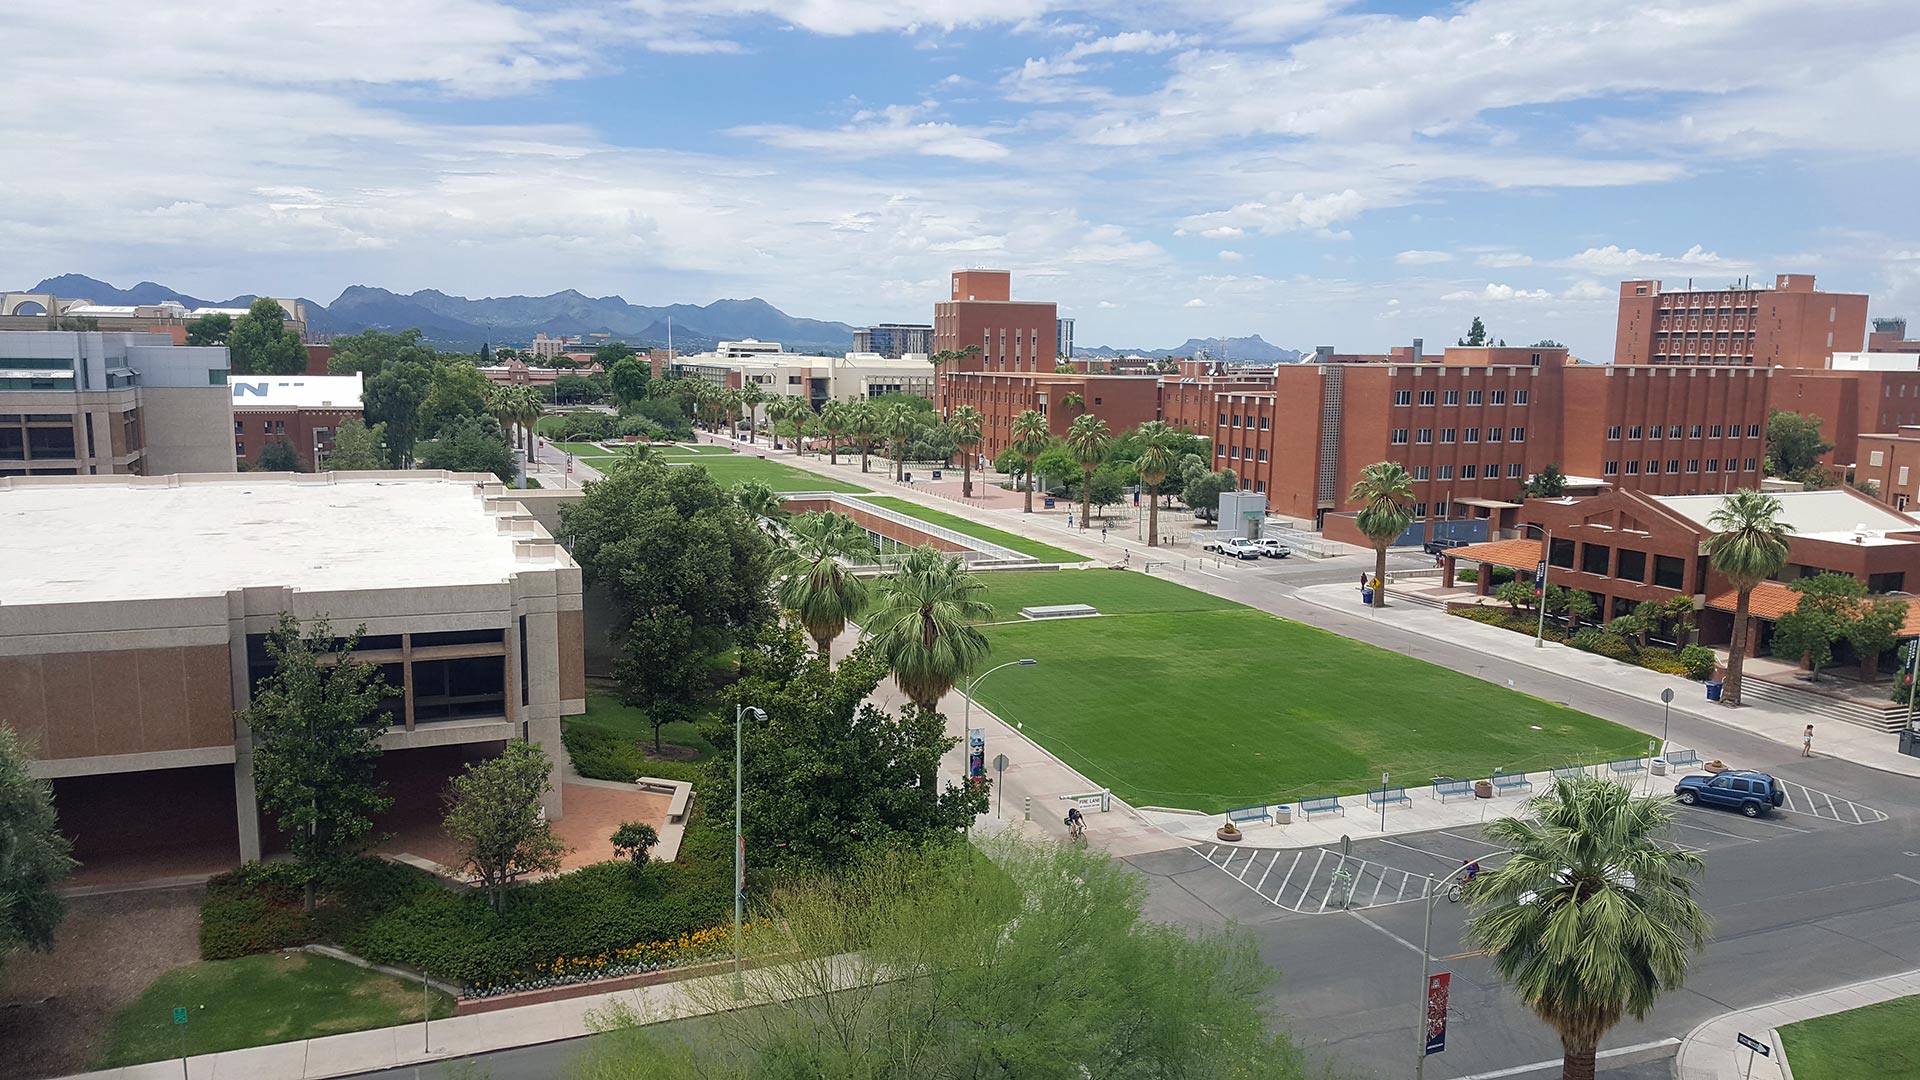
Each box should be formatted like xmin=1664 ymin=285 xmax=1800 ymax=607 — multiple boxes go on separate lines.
xmin=1097 ymin=300 xmax=1121 ymax=308
xmin=731 ymin=104 xmax=1010 ymax=160
xmin=1477 ymin=252 xmax=1534 ymax=268
xmin=1561 ymin=280 xmax=1614 ymax=301
xmin=1218 ymin=249 xmax=1245 ymax=262
xmin=1560 ymin=244 xmax=1739 ymax=275
xmin=1199 ymin=226 xmax=1243 ymax=239
xmin=1063 ymin=31 xmax=1183 ymax=60
xmin=1183 ymin=297 xmax=1210 ymax=307
xmin=1393 ymin=249 xmax=1452 ymax=266
xmin=1442 ymin=283 xmax=1553 ymax=302
xmin=1178 ymin=190 xmax=1372 ymax=237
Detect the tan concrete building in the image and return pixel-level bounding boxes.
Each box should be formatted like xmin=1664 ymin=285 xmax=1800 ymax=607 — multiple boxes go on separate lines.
xmin=0 ymin=472 xmax=586 ymax=873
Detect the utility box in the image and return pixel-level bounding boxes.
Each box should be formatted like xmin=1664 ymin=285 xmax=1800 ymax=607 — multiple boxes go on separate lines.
xmin=1217 ymin=491 xmax=1268 ymax=541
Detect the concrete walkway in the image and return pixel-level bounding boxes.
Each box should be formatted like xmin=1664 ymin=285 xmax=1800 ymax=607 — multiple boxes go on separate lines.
xmin=1676 ymin=968 xmax=1920 ymax=1079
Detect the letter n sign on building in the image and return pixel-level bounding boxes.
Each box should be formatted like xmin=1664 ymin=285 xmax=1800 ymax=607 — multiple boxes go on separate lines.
xmin=1424 ymin=972 xmax=1451 ymax=1055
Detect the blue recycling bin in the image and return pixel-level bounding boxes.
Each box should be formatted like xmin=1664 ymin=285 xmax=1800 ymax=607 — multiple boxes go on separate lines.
xmin=1706 ymin=680 xmax=1724 ymax=702
xmin=1044 ymin=496 xmax=1056 ymax=509
xmin=1361 ymin=587 xmax=1375 ymax=605
xmin=932 ymin=469 xmax=943 ymax=480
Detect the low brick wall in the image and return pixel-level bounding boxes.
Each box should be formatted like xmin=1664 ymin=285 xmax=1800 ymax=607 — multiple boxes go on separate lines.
xmin=454 ymin=955 xmax=743 ymax=1014
xmin=781 ymin=496 xmax=969 ymax=554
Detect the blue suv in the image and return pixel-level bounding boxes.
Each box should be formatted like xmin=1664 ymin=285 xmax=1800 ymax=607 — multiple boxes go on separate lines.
xmin=1673 ymin=770 xmax=1787 ymax=817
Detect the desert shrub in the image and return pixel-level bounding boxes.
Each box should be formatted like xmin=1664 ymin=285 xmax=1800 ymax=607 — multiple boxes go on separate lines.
xmin=1678 ymin=645 xmax=1717 ymax=681
xmin=1454 ymin=568 xmax=1478 ymax=583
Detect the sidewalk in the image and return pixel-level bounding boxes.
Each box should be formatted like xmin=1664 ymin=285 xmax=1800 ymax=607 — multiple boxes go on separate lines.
xmin=1676 ymin=969 xmax=1920 ymax=1079
xmin=1292 ymin=582 xmax=1920 ymax=779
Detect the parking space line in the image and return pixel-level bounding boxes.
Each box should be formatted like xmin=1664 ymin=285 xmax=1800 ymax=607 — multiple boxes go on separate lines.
xmin=1255 ymin=852 xmax=1277 ymax=892
xmin=1295 ymin=850 xmax=1327 ymax=909
xmin=1272 ymin=851 xmax=1303 ymax=904
xmin=1395 ymin=872 xmax=1408 ymax=902
xmin=1668 ymin=817 xmax=1763 ymax=843
xmin=1236 ymin=851 xmax=1257 ymax=881
xmin=1780 ymin=784 xmax=1799 ymax=813
xmin=1345 ymin=909 xmax=1427 ymax=957
xmin=1822 ymin=790 xmax=1839 ymax=819
xmin=1369 ymin=872 xmax=1385 ymax=906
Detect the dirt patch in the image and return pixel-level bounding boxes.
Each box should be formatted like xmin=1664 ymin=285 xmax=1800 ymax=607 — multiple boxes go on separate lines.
xmin=0 ymin=886 xmax=204 ymax=1079
xmin=643 ymin=743 xmax=703 ymax=763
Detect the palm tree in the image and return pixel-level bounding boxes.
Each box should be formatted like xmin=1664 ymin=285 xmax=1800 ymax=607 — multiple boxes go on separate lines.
xmin=1010 ymin=410 xmax=1051 ymax=514
xmin=949 ymin=405 xmax=984 ymax=498
xmin=1135 ymin=420 xmax=1179 ymax=547
xmin=482 ymin=383 xmax=516 ymax=447
xmin=1065 ymin=413 xmax=1111 ymax=529
xmin=1707 ymin=490 xmax=1793 ymax=707
xmin=610 ymin=442 xmax=656 ymax=472
xmin=740 ymin=382 xmax=766 ymax=445
xmin=1466 ymin=776 xmax=1709 ymax=1080
xmin=1061 ymin=391 xmax=1086 ymax=419
xmin=723 ymin=388 xmax=745 ymax=440
xmin=865 ymin=546 xmax=992 ymax=711
xmin=1349 ymin=461 xmax=1414 ymax=609
xmin=819 ymin=400 xmax=848 ymax=465
xmin=883 ymin=402 xmax=918 ymax=482
xmin=775 ymin=511 xmax=876 ymax=662
xmin=733 ymin=479 xmax=786 ymax=531
xmin=846 ymin=400 xmax=879 ymax=473
xmin=929 ymin=344 xmax=980 ymax=411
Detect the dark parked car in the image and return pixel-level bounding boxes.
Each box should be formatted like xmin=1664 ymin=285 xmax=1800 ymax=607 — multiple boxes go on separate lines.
xmin=1423 ymin=537 xmax=1471 ymax=556
xmin=1673 ymin=770 xmax=1787 ymax=817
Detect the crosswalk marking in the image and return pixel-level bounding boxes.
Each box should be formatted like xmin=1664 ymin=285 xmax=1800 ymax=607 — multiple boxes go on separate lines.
xmin=1777 ymin=780 xmax=1887 ymax=824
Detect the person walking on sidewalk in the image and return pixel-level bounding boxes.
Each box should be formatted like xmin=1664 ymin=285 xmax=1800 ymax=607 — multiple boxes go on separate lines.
xmin=1803 ymin=723 xmax=1815 ymax=757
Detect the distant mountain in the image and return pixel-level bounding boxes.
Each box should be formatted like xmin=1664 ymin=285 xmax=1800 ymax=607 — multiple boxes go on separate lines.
xmin=17 ymin=274 xmax=859 ymax=353
xmin=1078 ymin=334 xmax=1302 ymax=363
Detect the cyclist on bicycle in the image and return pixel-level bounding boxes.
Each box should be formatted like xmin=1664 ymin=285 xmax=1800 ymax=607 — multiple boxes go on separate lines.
xmin=1462 ymin=858 xmax=1481 ymax=884
xmin=1065 ymin=806 xmax=1086 ymax=839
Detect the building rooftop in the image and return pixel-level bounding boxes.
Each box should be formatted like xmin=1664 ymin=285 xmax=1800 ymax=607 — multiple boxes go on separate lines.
xmin=229 ymin=373 xmax=363 ymax=410
xmin=0 ymin=473 xmax=570 ymax=607
xmin=1653 ymin=490 xmax=1920 ymax=544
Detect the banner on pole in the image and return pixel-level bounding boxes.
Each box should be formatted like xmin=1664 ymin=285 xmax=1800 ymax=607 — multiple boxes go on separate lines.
xmin=1424 ymin=972 xmax=1451 ymax=1056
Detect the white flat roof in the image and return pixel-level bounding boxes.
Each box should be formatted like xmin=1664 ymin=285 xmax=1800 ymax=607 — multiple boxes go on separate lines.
xmin=230 ymin=373 xmax=363 ymax=409
xmin=0 ymin=475 xmax=565 ymax=607
xmin=1654 ymin=489 xmax=1920 ymax=538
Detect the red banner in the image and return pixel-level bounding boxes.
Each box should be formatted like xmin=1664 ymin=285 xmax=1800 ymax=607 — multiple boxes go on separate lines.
xmin=1425 ymin=972 xmax=1451 ymax=1055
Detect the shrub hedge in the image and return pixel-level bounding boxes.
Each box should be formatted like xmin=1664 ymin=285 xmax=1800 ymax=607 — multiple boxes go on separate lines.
xmin=1452 ymin=606 xmax=1711 ymax=679
xmin=561 ymin=724 xmax=705 ymax=785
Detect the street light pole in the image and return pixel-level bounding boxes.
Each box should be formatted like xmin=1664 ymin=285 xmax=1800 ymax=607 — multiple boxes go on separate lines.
xmin=1523 ymin=523 xmax=1553 ymax=649
xmin=962 ymin=658 xmax=1040 ymax=733
xmin=734 ymin=703 xmax=767 ymax=1000
xmin=1415 ymin=860 xmax=1480 ymax=1080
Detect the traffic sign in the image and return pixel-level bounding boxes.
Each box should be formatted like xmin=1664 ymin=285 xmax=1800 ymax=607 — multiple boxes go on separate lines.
xmin=1661 ymin=688 xmax=1675 ymax=704
xmin=1736 ymin=1033 xmax=1769 ymax=1056
xmin=173 ymin=1007 xmax=187 ymax=1025
xmin=992 ymin=753 xmax=1009 ymax=772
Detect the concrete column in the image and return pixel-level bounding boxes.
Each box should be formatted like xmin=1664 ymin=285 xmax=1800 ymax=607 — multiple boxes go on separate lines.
xmin=233 ymin=736 xmax=262 ymax=862
xmin=1476 ymin=562 xmax=1493 ymax=597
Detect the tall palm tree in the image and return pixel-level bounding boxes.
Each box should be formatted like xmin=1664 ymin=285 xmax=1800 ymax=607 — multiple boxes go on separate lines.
xmin=846 ymin=399 xmax=879 ymax=473
xmin=510 ymin=385 xmax=542 ymax=451
xmin=1010 ymin=409 xmax=1051 ymax=514
xmin=482 ymin=383 xmax=516 ymax=447
xmin=732 ymin=479 xmax=786 ymax=531
xmin=1135 ymin=420 xmax=1179 ymax=547
xmin=819 ymin=400 xmax=848 ymax=466
xmin=865 ymin=546 xmax=993 ymax=712
xmin=1707 ymin=490 xmax=1793 ymax=707
xmin=723 ymin=387 xmax=745 ymax=440
xmin=1467 ymin=776 xmax=1709 ymax=1080
xmin=1349 ymin=461 xmax=1414 ymax=609
xmin=883 ymin=402 xmax=918 ymax=482
xmin=610 ymin=442 xmax=656 ymax=472
xmin=1065 ymin=413 xmax=1111 ymax=529
xmin=949 ymin=405 xmax=984 ymax=498
xmin=740 ymin=382 xmax=766 ymax=445
xmin=776 ymin=511 xmax=876 ymax=662
xmin=1061 ymin=391 xmax=1086 ymax=419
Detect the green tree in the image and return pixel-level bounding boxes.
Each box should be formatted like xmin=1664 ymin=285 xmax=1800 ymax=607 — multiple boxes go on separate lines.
xmin=1661 ymin=595 xmax=1697 ymax=648
xmin=883 ymin=401 xmax=918 ymax=482
xmin=993 ymin=448 xmax=1027 ymax=483
xmin=0 ymin=726 xmax=77 ymax=975
xmin=1496 ymin=579 xmax=1536 ymax=611
xmin=610 ymin=821 xmax=658 ymax=867
xmin=1010 ymin=409 xmax=1052 ymax=513
xmin=442 ymin=740 xmax=567 ymax=913
xmin=818 ymin=399 xmax=848 ymax=465
xmin=1458 ymin=315 xmax=1490 ymax=347
xmin=739 ymin=382 xmax=766 ymax=445
xmin=417 ymin=360 xmax=493 ymax=435
xmin=1350 ymin=461 xmax=1415 ymax=609
xmin=227 ymin=298 xmax=306 ymax=375
xmin=609 ymin=357 xmax=651 ymax=409
xmin=1765 ymin=410 xmax=1835 ymax=486
xmin=324 ymin=420 xmax=387 ymax=471
xmin=948 ymin=405 xmax=985 ymax=498
xmin=256 ymin=438 xmax=303 ymax=472
xmin=1849 ymin=595 xmax=1908 ymax=681
xmin=414 ymin=415 xmax=516 ymax=482
xmin=1546 ymin=584 xmax=1599 ymax=632
xmin=845 ymin=399 xmax=879 ymax=473
xmin=240 ymin=614 xmax=393 ymax=910
xmin=1061 ymin=390 xmax=1086 ymax=418
xmin=1066 ymin=413 xmax=1113 ymax=530
xmin=594 ymin=341 xmax=637 ymax=369
xmin=864 ymin=546 xmax=992 ymax=713
xmin=363 ymin=359 xmax=434 ymax=466
xmin=1523 ymin=464 xmax=1568 ymax=499
xmin=1467 ymin=777 xmax=1709 ymax=1080
xmin=185 ymin=312 xmax=232 ymax=346
xmin=776 ymin=511 xmax=876 ymax=660
xmin=553 ymin=373 xmax=607 ymax=405
xmin=1184 ymin=468 xmax=1238 ymax=523
xmin=1032 ymin=442 xmax=1078 ymax=496
xmin=1135 ymin=420 xmax=1180 ymax=546
xmin=732 ymin=479 xmax=786 ymax=529
xmin=1707 ymin=491 xmax=1793 ymax=707
xmin=1087 ymin=465 xmax=1127 ymax=517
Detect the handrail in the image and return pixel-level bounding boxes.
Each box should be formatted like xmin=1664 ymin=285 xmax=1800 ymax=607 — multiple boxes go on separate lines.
xmin=824 ymin=495 xmax=1031 ymax=563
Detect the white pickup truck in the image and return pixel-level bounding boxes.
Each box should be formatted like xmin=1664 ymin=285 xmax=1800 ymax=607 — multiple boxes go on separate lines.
xmin=1204 ymin=537 xmax=1264 ymax=560
xmin=1253 ymin=538 xmax=1292 ymax=559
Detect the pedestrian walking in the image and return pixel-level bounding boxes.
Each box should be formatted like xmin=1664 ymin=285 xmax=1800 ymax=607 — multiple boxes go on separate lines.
xmin=1803 ymin=723 xmax=1814 ymax=757
xmin=1067 ymin=511 xmax=1075 ymax=528
xmin=1101 ymin=524 xmax=1109 ymax=543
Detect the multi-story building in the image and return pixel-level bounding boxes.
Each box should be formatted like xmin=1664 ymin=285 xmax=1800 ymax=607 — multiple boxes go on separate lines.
xmin=1614 ymin=274 xmax=1868 ymax=368
xmin=229 ymin=374 xmax=364 ymax=468
xmin=0 ymin=471 xmax=586 ymax=873
xmin=943 ymin=372 xmax=1162 ymax=458
xmin=932 ymin=270 xmax=1057 ymax=410
xmin=528 ymin=333 xmax=581 ymax=359
xmin=1868 ymin=318 xmax=1920 ymax=354
xmin=852 ymin=324 xmax=933 ymax=359
xmin=0 ymin=331 xmax=234 ymax=477
xmin=1056 ymin=318 xmax=1075 ymax=360
xmin=674 ymin=350 xmax=935 ymax=409
xmin=0 ymin=293 xmax=308 ymax=344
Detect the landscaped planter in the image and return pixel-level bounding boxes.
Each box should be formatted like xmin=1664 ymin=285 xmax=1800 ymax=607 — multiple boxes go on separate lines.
xmin=1216 ymin=826 xmax=1243 ymax=842
xmin=1474 ymin=780 xmax=1494 ymax=799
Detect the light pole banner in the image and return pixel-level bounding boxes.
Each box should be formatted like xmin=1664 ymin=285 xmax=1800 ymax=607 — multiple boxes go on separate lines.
xmin=1424 ymin=972 xmax=1451 ymax=1056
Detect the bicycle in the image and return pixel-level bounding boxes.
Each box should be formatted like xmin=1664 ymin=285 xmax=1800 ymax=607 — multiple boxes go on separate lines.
xmin=1446 ymin=882 xmax=1464 ymax=904
xmin=1067 ymin=817 xmax=1087 ymax=842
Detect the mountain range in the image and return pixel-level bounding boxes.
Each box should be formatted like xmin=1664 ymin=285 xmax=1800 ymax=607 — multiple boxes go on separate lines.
xmin=15 ymin=275 xmax=1295 ymax=360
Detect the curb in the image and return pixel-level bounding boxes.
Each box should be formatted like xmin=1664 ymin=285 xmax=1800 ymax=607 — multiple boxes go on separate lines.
xmin=1673 ymin=968 xmax=1920 ymax=1079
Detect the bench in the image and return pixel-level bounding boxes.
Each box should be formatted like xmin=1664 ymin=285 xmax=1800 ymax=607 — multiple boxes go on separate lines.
xmin=635 ymin=777 xmax=693 ymax=823
xmin=1607 ymin=757 xmax=1647 ymax=778
xmin=1431 ymin=778 xmax=1476 ymax=802
xmin=1225 ymin=804 xmax=1271 ymax=827
xmin=1551 ymin=764 xmax=1587 ymax=781
xmin=1492 ymin=770 xmax=1533 ymax=796
xmin=1299 ymin=794 xmax=1344 ymax=818
xmin=1366 ymin=786 xmax=1412 ymax=809
xmin=1665 ymin=748 xmax=1702 ymax=769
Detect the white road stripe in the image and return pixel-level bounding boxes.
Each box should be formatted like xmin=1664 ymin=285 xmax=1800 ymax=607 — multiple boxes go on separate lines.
xmin=1668 ymin=818 xmax=1763 ymax=843
xmin=1255 ymin=851 xmax=1276 ymax=892
xmin=1847 ymin=798 xmax=1866 ymax=825
xmin=1780 ymin=783 xmax=1800 ymax=812
xmin=1344 ymin=909 xmax=1427 ymax=958
xmin=1272 ymin=851 xmax=1303 ymax=905
xmin=1296 ymin=850 xmax=1327 ymax=909
xmin=1369 ymin=872 xmax=1385 ymax=906
xmin=1453 ymin=1039 xmax=1680 ymax=1079
xmin=1396 ymin=871 xmax=1409 ymax=902
xmin=1822 ymin=790 xmax=1840 ymax=819
xmin=1236 ymin=850 xmax=1258 ymax=881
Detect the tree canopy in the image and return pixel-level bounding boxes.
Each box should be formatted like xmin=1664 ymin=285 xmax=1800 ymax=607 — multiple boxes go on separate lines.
xmin=323 ymin=420 xmax=387 ymax=471
xmin=255 ymin=439 xmax=303 ymax=472
xmin=415 ymin=415 xmax=517 ymax=482
xmin=185 ymin=311 xmax=231 ymax=346
xmin=1765 ymin=409 xmax=1835 ymax=487
xmin=1458 ymin=315 xmax=1490 ymax=347
xmin=443 ymin=740 xmax=566 ymax=912
xmin=0 ymin=725 xmax=77 ymax=975
xmin=608 ymin=356 xmax=651 ymax=407
xmin=227 ymin=298 xmax=307 ymax=375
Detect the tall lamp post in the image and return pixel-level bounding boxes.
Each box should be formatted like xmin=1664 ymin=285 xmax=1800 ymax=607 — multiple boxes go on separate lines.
xmin=1520 ymin=522 xmax=1554 ymax=649
xmin=1414 ymin=860 xmax=1481 ymax=1080
xmin=733 ymin=703 xmax=767 ymax=999
xmin=962 ymin=658 xmax=1039 ymax=731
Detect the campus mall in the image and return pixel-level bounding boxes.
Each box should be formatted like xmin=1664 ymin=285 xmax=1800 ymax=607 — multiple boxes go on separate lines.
xmin=0 ymin=472 xmax=586 ymax=878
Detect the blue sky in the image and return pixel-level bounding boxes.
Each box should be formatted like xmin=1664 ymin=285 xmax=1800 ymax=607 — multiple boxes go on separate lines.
xmin=3 ymin=0 xmax=1918 ymax=357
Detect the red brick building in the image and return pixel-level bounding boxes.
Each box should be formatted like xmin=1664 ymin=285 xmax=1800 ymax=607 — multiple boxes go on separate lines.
xmin=932 ymin=270 xmax=1057 ymax=410
xmin=229 ymin=374 xmax=364 ymax=469
xmin=944 ymin=372 xmax=1161 ymax=458
xmin=1614 ymin=274 xmax=1868 ymax=368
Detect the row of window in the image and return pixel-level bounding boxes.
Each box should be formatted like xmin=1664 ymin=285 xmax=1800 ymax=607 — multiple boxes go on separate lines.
xmin=1218 ymin=445 xmax=1269 ymax=463
xmin=1220 ymin=413 xmax=1272 ymax=430
xmin=1393 ymin=389 xmax=1531 ymax=407
xmin=1600 ymin=458 xmax=1759 ymax=476
xmin=1606 ymin=423 xmax=1761 ymax=440
xmin=1409 ymin=463 xmax=1524 ymax=480
xmin=1391 ymin=427 xmax=1526 ymax=445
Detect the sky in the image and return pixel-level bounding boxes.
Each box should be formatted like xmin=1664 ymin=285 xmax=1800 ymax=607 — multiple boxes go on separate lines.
xmin=3 ymin=1 xmax=1918 ymax=357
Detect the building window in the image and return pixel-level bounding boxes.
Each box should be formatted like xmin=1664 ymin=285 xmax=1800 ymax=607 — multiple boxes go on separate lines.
xmin=234 ymin=420 xmax=243 ymax=435
xmin=1705 ymin=459 xmax=1718 ymax=472
xmin=1255 ymin=480 xmax=1265 ymax=493
xmin=1745 ymin=457 xmax=1758 ymax=471
xmin=1257 ymin=449 xmax=1268 ymax=462
xmin=1507 ymin=462 xmax=1522 ymax=478
xmin=1550 ymin=537 xmax=1576 ymax=568
xmin=207 ymin=369 xmax=226 ymax=386
xmin=1460 ymin=464 xmax=1477 ymax=479
xmin=1466 ymin=390 xmax=1482 ymax=405
xmin=1440 ymin=428 xmax=1456 ymax=443
xmin=1669 ymin=425 xmax=1683 ymax=439
xmin=1232 ymin=414 xmax=1242 ymax=428
xmin=1487 ymin=427 xmax=1502 ymax=442
xmin=1260 ymin=417 xmax=1270 ymax=430
xmin=1463 ymin=427 xmax=1480 ymax=443
xmin=1645 ymin=460 xmax=1660 ymax=474
xmin=1653 ymin=555 xmax=1685 ymax=590
xmin=1648 ymin=424 xmax=1662 ymax=441
xmin=1415 ymin=502 xmax=1428 ymax=518
xmin=1689 ymin=424 xmax=1703 ymax=439
xmin=1748 ymin=424 xmax=1761 ymax=438
xmin=1628 ymin=425 xmax=1642 ymax=440
xmin=1391 ymin=428 xmax=1409 ymax=445
xmin=1617 ymin=549 xmax=1647 ymax=583
xmin=1512 ymin=390 xmax=1528 ymax=405
xmin=1443 ymin=390 xmax=1459 ymax=405
xmin=412 ymin=656 xmax=508 ymax=721
xmin=1413 ymin=466 xmax=1430 ymax=480
xmin=1607 ymin=425 xmax=1622 ymax=440
xmin=1219 ymin=413 xmax=1227 ymax=427
xmin=1419 ymin=390 xmax=1436 ymax=406
xmin=1216 ymin=442 xmax=1225 ymax=457
xmin=1667 ymin=460 xmax=1680 ymax=473
xmin=236 ymin=441 xmax=245 ymax=456
xmin=1510 ymin=427 xmax=1524 ymax=442
xmin=1687 ymin=459 xmax=1700 ymax=472
xmin=1395 ymin=391 xmax=1412 ymax=406
xmin=1625 ymin=461 xmax=1640 ymax=475
xmin=1709 ymin=425 xmax=1723 ymax=438
xmin=1581 ymin=543 xmax=1611 ymax=576
xmin=1437 ymin=465 xmax=1454 ymax=479
xmin=1230 ymin=446 xmax=1240 ymax=459
xmin=1604 ymin=460 xmax=1619 ymax=476
xmin=1417 ymin=428 xmax=1433 ymax=444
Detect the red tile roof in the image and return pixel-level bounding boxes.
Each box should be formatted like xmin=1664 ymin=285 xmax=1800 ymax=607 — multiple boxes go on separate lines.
xmin=1443 ymin=538 xmax=1546 ymax=571
xmin=1706 ymin=581 xmax=1920 ymax=636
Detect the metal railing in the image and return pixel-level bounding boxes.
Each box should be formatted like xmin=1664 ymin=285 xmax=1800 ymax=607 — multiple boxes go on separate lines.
xmin=825 ymin=495 xmax=1032 ymax=563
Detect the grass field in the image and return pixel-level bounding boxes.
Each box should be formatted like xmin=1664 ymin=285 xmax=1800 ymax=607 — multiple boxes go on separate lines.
xmin=965 ymin=570 xmax=1648 ymax=811
xmin=573 ymin=691 xmax=716 ymax=757
xmin=855 ymin=497 xmax=1083 ymax=563
xmin=664 ymin=454 xmax=868 ymax=493
xmin=1779 ymin=995 xmax=1920 ymax=1079
xmin=94 ymin=952 xmax=453 ymax=1068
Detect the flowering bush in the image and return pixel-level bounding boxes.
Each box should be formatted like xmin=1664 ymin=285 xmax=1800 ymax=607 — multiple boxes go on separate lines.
xmin=465 ymin=920 xmax=767 ymax=997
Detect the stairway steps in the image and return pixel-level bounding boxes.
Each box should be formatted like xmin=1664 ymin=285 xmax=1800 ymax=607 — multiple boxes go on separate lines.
xmin=1738 ymin=678 xmax=1907 ymax=732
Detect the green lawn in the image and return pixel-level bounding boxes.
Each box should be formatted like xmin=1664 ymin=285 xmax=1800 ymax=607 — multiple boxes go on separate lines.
xmin=665 ymin=454 xmax=868 ymax=493
xmin=574 ymin=691 xmax=717 ymax=757
xmin=964 ymin=571 xmax=1647 ymax=810
xmin=854 ymin=497 xmax=1084 ymax=563
xmin=1780 ymin=996 xmax=1920 ymax=1079
xmin=94 ymin=952 xmax=453 ymax=1068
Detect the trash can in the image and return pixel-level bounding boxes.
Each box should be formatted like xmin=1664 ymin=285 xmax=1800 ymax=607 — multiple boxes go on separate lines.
xmin=1275 ymin=805 xmax=1293 ymax=825
xmin=932 ymin=469 xmax=942 ymax=480
xmin=1706 ymin=680 xmax=1724 ymax=702
xmin=1044 ymin=497 xmax=1056 ymax=509
xmin=1651 ymin=758 xmax=1668 ymax=777
xmin=1361 ymin=587 xmax=1375 ymax=605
